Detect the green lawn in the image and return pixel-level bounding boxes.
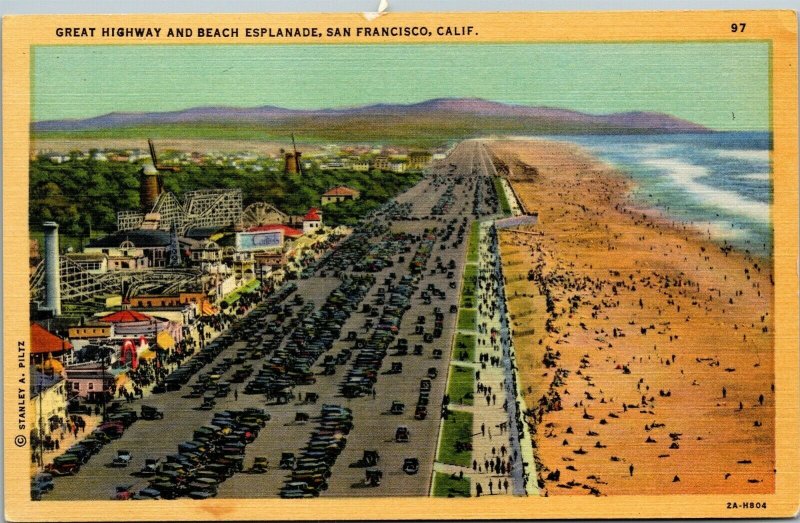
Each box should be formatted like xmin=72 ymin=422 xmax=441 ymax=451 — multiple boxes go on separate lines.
xmin=460 ymin=264 xmax=478 ymax=308
xmin=453 ymin=332 xmax=476 ymax=362
xmin=447 ymin=365 xmax=474 ymax=406
xmin=457 ymin=309 xmax=477 ymax=331
xmin=432 ymin=472 xmax=471 ymax=498
xmin=494 ymin=176 xmax=512 ymax=215
xmin=436 ymin=410 xmax=474 ymax=467
xmin=466 ymin=221 xmax=480 ymax=263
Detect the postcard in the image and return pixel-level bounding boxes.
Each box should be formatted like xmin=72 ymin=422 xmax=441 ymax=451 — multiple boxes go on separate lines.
xmin=2 ymin=9 xmax=798 ymax=521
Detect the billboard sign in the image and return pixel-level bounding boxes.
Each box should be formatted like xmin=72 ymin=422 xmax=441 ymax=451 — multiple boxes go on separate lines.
xmin=235 ymin=230 xmax=283 ymax=252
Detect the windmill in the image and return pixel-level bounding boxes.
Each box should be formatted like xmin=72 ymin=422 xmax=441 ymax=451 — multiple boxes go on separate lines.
xmin=148 ymin=138 xmax=180 ymax=177
xmin=291 ymin=133 xmax=304 ymax=176
xmin=141 ymin=139 xmax=180 ymax=212
xmin=283 ymin=133 xmax=304 ymax=175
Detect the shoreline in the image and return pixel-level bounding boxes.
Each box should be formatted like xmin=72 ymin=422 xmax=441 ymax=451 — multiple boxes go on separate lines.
xmin=495 ymin=136 xmax=773 ymax=261
xmin=491 ymin=138 xmax=775 ymax=496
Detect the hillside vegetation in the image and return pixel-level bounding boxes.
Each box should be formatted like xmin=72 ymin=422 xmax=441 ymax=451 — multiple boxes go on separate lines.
xmin=30 ymin=155 xmax=421 ymax=236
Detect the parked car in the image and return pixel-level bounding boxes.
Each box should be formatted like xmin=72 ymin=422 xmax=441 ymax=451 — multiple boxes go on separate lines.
xmin=365 ymin=467 xmax=383 ymax=487
xmin=402 ymin=458 xmax=419 ymax=475
xmin=45 ymin=454 xmax=81 ymax=476
xmin=279 ymin=452 xmax=296 ymax=470
xmin=140 ymin=458 xmax=161 ymax=476
xmin=111 ymin=450 xmax=133 ymax=467
xmin=112 ymin=485 xmax=135 ymax=501
xmin=32 ymin=473 xmax=54 ymax=494
xmin=280 ymin=481 xmax=318 ymax=498
xmin=133 ymin=488 xmax=162 ymax=500
xmin=140 ymin=405 xmax=164 ymax=420
xmin=395 ymin=426 xmax=410 ymax=443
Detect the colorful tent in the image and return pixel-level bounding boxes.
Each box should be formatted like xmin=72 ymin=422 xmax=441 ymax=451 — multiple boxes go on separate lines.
xmin=99 ymin=310 xmax=152 ymax=323
xmin=30 ymin=323 xmax=72 ymax=355
xmin=201 ymin=301 xmax=217 ymax=316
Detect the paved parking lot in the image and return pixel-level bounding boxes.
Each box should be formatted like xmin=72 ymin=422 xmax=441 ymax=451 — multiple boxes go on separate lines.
xmin=44 ymin=141 xmax=500 ymax=500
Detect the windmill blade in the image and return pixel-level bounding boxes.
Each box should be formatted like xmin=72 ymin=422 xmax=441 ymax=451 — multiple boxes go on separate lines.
xmin=148 ymin=139 xmax=158 ymax=167
xmin=290 ymin=133 xmax=304 ymax=175
xmin=148 ymin=138 xmax=180 ymax=172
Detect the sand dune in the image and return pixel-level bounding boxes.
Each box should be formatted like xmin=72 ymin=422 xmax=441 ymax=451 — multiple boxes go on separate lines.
xmin=493 ymin=139 xmax=774 ymax=496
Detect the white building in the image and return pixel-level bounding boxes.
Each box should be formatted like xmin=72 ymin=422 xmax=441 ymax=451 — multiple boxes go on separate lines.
xmin=302 ymin=208 xmax=323 ymax=235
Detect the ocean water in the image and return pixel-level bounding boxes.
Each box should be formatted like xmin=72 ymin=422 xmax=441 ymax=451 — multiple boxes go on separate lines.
xmin=548 ymin=132 xmax=774 ymax=256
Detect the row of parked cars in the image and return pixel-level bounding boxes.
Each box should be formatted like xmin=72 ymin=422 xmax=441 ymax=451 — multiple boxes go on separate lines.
xmin=319 ymin=220 xmax=390 ymax=276
xmin=472 ymin=174 xmax=500 ymax=217
xmin=436 ymin=216 xmax=467 ymax=245
xmin=41 ymin=403 xmax=151 ymax=480
xmin=245 ymin=275 xmax=375 ymax=402
xmin=409 ymin=235 xmax=436 ymax=274
xmin=341 ymin=273 xmax=416 ymax=398
xmin=381 ymin=201 xmax=414 ymax=221
xmin=353 ymin=232 xmax=415 ymax=273
xmin=430 ymin=181 xmax=457 ymax=215
xmin=123 ymin=407 xmax=271 ymax=500
xmin=153 ymin=284 xmax=299 ymax=396
xmin=280 ymin=405 xmax=353 ymax=498
xmin=35 ymin=403 xmax=163 ymax=499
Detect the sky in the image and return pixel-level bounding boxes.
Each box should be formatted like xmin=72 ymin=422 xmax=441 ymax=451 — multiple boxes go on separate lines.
xmin=32 ymin=43 xmax=770 ymax=131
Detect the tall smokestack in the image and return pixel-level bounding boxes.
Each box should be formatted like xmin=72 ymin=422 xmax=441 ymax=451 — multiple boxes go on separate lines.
xmin=43 ymin=221 xmax=62 ymax=316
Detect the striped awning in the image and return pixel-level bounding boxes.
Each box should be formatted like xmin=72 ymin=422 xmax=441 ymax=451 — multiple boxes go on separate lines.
xmin=201 ymin=301 xmax=217 ymax=316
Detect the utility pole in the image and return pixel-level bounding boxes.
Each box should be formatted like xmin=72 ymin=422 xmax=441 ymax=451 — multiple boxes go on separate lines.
xmin=101 ymin=349 xmax=109 ymax=422
xmin=168 ymin=221 xmax=182 ymax=267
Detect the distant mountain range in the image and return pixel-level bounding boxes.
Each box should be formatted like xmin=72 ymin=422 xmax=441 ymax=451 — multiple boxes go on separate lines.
xmin=32 ymin=98 xmax=710 ymax=142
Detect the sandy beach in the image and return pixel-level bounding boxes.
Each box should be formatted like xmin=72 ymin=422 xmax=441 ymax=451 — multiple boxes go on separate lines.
xmin=492 ymin=139 xmax=774 ymax=495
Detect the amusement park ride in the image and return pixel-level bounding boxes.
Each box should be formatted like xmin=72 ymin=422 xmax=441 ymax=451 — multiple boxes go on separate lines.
xmin=30 ymin=137 xmax=303 ymax=310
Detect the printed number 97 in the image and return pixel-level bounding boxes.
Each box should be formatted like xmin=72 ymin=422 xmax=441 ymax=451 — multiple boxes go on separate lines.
xmin=731 ymin=23 xmax=746 ymax=32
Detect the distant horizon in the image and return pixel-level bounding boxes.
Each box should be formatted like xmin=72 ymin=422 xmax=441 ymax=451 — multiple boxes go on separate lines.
xmin=32 ymin=43 xmax=770 ymax=131
xmin=33 ymin=96 xmax=708 ymax=122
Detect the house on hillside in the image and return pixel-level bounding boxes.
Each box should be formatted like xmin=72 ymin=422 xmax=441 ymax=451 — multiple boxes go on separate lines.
xmin=321 ymin=186 xmax=361 ymax=205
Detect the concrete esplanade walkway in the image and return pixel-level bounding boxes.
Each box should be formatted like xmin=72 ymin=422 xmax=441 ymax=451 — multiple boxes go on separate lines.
xmin=433 ymin=213 xmax=537 ymax=497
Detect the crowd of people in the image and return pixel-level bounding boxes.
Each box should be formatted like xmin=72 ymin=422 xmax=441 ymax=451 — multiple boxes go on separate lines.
xmin=493 ymin=139 xmax=775 ymax=494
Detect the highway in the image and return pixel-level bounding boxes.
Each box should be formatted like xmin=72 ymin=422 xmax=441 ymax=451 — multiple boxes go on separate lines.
xmin=44 ymin=140 xmax=502 ymax=500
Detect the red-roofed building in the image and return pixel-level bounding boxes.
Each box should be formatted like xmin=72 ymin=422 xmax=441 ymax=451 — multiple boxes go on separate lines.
xmin=31 ymin=323 xmax=72 ymax=363
xmin=99 ymin=310 xmax=153 ymax=323
xmin=321 ymin=186 xmax=361 ymax=205
xmin=302 ymin=208 xmax=323 ymax=235
xmin=96 ymin=309 xmax=183 ymax=344
xmin=248 ymin=224 xmax=303 ymax=240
